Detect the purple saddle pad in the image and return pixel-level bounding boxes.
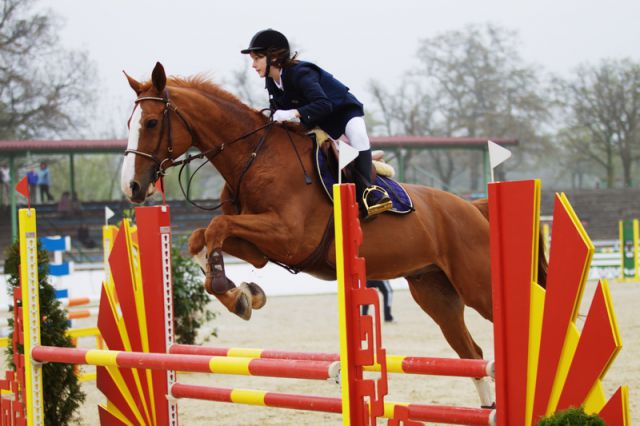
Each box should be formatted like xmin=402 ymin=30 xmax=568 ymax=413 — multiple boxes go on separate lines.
xmin=313 ymin=137 xmax=413 ymax=214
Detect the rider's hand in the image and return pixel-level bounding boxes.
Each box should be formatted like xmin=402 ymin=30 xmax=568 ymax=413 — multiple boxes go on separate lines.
xmin=273 ymin=109 xmax=299 ymax=122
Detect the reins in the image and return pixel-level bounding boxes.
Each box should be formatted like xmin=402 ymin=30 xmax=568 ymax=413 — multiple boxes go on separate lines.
xmin=176 ymin=121 xmax=275 ymax=211
xmin=127 ymin=92 xmax=311 ymax=212
xmin=127 ymin=87 xmax=331 ymax=275
xmin=126 ymin=91 xmax=277 ymax=210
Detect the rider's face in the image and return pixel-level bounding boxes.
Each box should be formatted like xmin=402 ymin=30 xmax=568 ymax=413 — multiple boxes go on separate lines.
xmin=250 ymin=53 xmax=267 ymax=78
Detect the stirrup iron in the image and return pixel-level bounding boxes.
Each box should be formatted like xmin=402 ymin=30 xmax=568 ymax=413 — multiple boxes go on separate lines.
xmin=363 ymin=185 xmax=392 ymax=216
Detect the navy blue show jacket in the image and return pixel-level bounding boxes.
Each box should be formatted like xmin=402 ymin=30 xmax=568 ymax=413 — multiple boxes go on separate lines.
xmin=266 ymin=61 xmax=364 ymax=139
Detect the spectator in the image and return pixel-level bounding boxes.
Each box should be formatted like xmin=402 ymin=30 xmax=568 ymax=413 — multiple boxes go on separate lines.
xmin=0 ymin=165 xmax=9 ymax=206
xmin=26 ymin=167 xmax=38 ymax=204
xmin=57 ymin=191 xmax=73 ymax=218
xmin=37 ymin=161 xmax=54 ymax=202
xmin=77 ymin=225 xmax=96 ymax=249
xmin=361 ymin=280 xmax=394 ymax=322
xmin=71 ymin=191 xmax=83 ymax=215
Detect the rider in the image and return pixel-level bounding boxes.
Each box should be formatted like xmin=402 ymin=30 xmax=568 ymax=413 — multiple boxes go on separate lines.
xmin=241 ymin=28 xmax=392 ymax=219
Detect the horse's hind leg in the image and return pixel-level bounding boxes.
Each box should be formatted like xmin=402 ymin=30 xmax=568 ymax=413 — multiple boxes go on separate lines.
xmin=406 ymin=269 xmax=483 ymax=359
xmin=406 ymin=269 xmax=494 ymax=408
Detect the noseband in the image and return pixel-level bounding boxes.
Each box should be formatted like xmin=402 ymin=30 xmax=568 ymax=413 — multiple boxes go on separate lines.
xmin=125 ymin=89 xmax=196 ymax=181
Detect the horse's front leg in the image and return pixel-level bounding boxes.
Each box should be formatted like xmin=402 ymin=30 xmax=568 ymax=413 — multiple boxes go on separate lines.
xmin=189 ymin=229 xmax=268 ymax=320
xmin=203 ymin=212 xmax=298 ymax=321
xmin=189 ymin=229 xmax=269 ymax=269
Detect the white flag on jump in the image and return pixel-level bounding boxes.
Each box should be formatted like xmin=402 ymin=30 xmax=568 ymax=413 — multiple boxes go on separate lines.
xmin=105 ymin=206 xmax=115 ymax=225
xmin=338 ymin=141 xmax=359 ymax=184
xmin=488 ymin=140 xmax=512 ymax=182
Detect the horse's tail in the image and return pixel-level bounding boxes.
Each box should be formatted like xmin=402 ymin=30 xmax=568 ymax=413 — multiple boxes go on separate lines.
xmin=472 ymin=198 xmax=548 ymax=288
xmin=471 ymin=198 xmax=489 ymax=221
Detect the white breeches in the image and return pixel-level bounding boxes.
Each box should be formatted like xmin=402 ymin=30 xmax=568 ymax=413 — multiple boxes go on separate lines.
xmin=344 ymin=116 xmax=371 ymax=152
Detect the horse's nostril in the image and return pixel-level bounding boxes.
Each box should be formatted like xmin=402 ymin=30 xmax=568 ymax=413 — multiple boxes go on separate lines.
xmin=129 ymin=181 xmax=140 ymax=194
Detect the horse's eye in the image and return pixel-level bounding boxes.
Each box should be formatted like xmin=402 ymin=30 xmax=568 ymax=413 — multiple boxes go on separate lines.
xmin=146 ymin=119 xmax=158 ymax=129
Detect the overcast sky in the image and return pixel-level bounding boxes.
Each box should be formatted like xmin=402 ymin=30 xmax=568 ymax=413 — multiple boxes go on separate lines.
xmin=40 ymin=0 xmax=640 ymax=137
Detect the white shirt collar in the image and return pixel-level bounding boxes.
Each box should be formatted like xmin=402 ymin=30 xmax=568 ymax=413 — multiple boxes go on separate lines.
xmin=273 ymin=69 xmax=284 ymax=90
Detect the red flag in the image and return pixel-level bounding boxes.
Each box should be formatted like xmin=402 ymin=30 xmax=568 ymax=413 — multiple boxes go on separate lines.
xmin=16 ymin=176 xmax=29 ymax=199
xmin=15 ymin=176 xmax=30 ymax=208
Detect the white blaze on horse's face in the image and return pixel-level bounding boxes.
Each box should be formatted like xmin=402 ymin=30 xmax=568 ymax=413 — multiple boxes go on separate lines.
xmin=121 ymin=105 xmax=142 ymax=200
xmin=121 ymin=106 xmax=157 ymax=201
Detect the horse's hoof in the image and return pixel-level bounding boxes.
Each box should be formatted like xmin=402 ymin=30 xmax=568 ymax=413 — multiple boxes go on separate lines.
xmin=234 ymin=290 xmax=252 ymax=321
xmin=241 ymin=282 xmax=267 ymax=310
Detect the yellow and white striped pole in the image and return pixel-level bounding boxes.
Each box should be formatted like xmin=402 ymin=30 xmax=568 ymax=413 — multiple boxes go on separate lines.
xmin=19 ymin=208 xmax=44 ymax=425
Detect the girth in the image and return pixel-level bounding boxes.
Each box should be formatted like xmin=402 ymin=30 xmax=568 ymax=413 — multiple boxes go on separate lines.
xmin=269 ymin=213 xmax=335 ymax=275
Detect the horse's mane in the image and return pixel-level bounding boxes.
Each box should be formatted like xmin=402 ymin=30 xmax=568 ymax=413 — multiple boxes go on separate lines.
xmin=138 ymin=75 xmax=260 ymax=116
xmin=171 ymin=75 xmax=258 ymax=112
xmin=141 ymin=74 xmax=308 ymax=136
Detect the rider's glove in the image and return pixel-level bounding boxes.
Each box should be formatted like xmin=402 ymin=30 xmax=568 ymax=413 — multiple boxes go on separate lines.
xmin=273 ymin=109 xmax=299 ymax=122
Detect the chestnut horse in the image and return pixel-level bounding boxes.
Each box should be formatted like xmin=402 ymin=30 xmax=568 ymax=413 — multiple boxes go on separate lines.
xmin=121 ymin=63 xmax=546 ymax=407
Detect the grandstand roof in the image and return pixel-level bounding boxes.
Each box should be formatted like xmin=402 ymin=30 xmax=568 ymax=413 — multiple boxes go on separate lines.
xmin=0 ymin=139 xmax=126 ymax=154
xmin=0 ymin=136 xmax=517 ymax=155
xmin=370 ymin=136 xmax=518 ymax=148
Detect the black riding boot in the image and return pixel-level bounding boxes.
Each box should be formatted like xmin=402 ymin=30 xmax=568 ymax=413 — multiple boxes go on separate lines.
xmin=353 ymin=149 xmax=392 ymax=219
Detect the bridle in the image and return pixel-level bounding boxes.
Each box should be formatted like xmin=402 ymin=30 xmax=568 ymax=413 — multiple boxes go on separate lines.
xmin=125 ymin=84 xmax=321 ymax=274
xmin=125 ymin=89 xmax=197 ymax=181
xmin=125 ymin=89 xmax=281 ymax=211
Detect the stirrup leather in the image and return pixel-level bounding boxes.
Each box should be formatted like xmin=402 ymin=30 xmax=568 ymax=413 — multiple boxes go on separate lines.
xmin=362 ymin=185 xmax=393 ymax=216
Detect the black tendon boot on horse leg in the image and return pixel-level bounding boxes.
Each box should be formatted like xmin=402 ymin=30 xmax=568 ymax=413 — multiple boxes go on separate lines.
xmin=205 ymin=248 xmax=254 ymax=320
xmin=353 ymin=149 xmax=392 ymax=220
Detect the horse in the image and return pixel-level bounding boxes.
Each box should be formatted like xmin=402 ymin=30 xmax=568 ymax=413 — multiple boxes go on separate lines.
xmin=121 ymin=62 xmax=547 ymax=408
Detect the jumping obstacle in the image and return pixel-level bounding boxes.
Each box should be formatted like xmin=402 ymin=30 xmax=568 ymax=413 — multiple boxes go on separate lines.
xmin=0 ymin=295 xmax=100 ymax=315
xmin=0 ymin=294 xmax=103 ymax=382
xmin=490 ymin=180 xmax=629 ymax=425
xmin=0 ymin=305 xmax=99 ymax=328
xmin=3 ymin=180 xmax=631 ymax=425
xmin=168 ymin=344 xmax=494 ymax=378
xmin=6 ymin=184 xmax=494 ymax=425
xmin=30 ymin=346 xmax=340 ymax=381
xmin=619 ymin=219 xmax=639 ymax=281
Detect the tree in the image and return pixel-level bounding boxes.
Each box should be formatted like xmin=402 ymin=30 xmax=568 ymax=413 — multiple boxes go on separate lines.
xmin=537 ymin=407 xmax=605 ymax=426
xmin=368 ymin=78 xmax=452 ymax=186
xmin=369 ymin=24 xmax=550 ymax=191
xmin=0 ymin=0 xmax=95 ymax=139
xmin=554 ymin=59 xmax=640 ymax=188
xmin=369 ymin=79 xmax=434 ymax=137
xmin=4 ymin=240 xmax=85 ymax=425
xmin=171 ymin=236 xmax=216 ymax=344
xmin=554 ymin=127 xmax=600 ymax=189
xmin=224 ymin=62 xmax=266 ymax=109
xmin=416 ymin=23 xmax=549 ymax=189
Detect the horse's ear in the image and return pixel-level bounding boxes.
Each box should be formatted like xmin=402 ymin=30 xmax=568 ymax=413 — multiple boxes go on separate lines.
xmin=152 ymin=62 xmax=166 ymax=93
xmin=123 ymin=71 xmax=142 ymax=95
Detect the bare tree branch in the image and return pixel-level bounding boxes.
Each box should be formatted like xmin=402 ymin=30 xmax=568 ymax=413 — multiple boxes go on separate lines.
xmin=555 ymin=59 xmax=640 ymax=187
xmin=0 ymin=0 xmax=95 ymax=139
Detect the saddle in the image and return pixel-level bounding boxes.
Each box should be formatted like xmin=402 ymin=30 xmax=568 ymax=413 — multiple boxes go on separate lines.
xmin=308 ymin=129 xmax=413 ymax=215
xmin=311 ymin=129 xmax=395 ymax=179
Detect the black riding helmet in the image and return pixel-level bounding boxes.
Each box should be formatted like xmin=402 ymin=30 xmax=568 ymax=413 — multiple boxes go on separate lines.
xmin=241 ymin=29 xmax=291 ymax=104
xmin=240 ymin=29 xmax=289 ymax=54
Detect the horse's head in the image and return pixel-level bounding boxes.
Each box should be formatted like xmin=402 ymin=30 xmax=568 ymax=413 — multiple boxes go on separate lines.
xmin=121 ymin=62 xmax=194 ymax=203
